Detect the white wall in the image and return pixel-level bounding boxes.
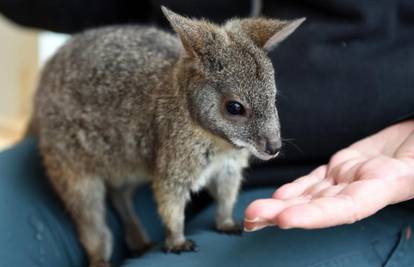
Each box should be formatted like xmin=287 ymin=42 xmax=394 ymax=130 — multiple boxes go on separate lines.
xmin=0 ymin=15 xmax=38 ymax=147
xmin=0 ymin=15 xmax=69 ymax=149
xmin=0 ymin=15 xmax=38 ymax=118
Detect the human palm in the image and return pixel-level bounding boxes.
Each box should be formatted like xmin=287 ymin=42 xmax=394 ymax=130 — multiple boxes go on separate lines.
xmin=244 ymin=120 xmax=414 ymax=231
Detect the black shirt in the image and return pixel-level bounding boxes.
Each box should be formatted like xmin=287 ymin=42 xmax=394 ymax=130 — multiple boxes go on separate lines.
xmin=1 ymin=0 xmax=413 ymax=185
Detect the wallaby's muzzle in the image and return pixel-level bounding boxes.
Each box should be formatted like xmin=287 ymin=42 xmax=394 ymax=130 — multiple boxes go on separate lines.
xmin=256 ymin=133 xmax=281 ymax=157
xmin=263 ymin=137 xmax=281 ymax=156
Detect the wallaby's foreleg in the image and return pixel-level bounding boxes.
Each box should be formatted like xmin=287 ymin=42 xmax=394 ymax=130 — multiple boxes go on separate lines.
xmin=208 ymin=169 xmax=243 ymax=234
xmin=109 ymin=186 xmax=151 ymax=256
xmin=152 ymin=179 xmax=196 ymax=253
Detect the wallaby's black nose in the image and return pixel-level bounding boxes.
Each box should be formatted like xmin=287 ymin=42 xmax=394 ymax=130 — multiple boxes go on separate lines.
xmin=265 ymin=140 xmax=281 ymax=156
xmin=257 ymin=136 xmax=281 ymax=156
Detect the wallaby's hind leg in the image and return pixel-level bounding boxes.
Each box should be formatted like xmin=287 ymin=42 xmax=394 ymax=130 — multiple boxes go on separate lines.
xmin=208 ymin=169 xmax=243 ymax=235
xmin=44 ymin=158 xmax=113 ymax=267
xmin=109 ymin=186 xmax=152 ymax=256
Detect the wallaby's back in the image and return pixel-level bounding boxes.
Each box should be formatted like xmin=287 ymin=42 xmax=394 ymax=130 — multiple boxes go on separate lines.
xmin=34 ymin=25 xmax=181 ymax=176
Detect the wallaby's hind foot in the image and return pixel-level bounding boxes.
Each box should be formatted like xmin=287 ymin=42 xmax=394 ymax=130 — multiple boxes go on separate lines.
xmin=109 ymin=186 xmax=152 ymax=256
xmin=90 ymin=260 xmax=112 ymax=267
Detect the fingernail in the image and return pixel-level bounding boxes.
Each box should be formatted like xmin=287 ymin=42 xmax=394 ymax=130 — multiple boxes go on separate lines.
xmin=244 ymin=224 xmax=269 ymax=232
xmin=244 ymin=217 xmax=266 ymax=223
xmin=243 ymin=219 xmax=273 ymax=232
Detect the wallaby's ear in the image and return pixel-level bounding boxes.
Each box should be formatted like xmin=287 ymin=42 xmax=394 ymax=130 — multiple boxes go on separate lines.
xmin=161 ymin=6 xmax=223 ymax=58
xmin=228 ymin=17 xmax=306 ymax=51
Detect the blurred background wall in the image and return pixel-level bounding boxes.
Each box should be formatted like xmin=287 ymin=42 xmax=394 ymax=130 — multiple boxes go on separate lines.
xmin=0 ymin=14 xmax=67 ymax=150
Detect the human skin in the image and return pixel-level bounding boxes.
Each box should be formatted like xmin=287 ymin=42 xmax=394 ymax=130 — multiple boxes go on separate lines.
xmin=244 ymin=120 xmax=414 ymax=231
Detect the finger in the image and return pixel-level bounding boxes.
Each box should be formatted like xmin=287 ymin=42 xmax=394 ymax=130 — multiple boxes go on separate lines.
xmin=312 ymin=183 xmax=348 ymax=198
xmin=327 ymin=158 xmax=364 ymax=183
xmin=244 ymin=197 xmax=311 ymax=231
xmin=395 ymin=132 xmax=414 ymax=162
xmin=273 ymin=165 xmax=327 ymax=199
xmin=304 ymin=179 xmax=334 ymax=196
xmin=274 ymin=197 xmax=357 ymax=229
xmin=327 ymin=149 xmax=363 ymax=173
xmin=371 ymin=120 xmax=414 ymax=156
xmin=273 ymin=179 xmax=392 ymax=229
xmin=340 ymin=161 xmax=365 ymax=182
xmin=245 ymin=197 xmax=311 ymax=221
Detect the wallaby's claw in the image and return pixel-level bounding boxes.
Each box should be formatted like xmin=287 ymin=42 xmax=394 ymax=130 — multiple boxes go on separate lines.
xmin=163 ymin=239 xmax=198 ymax=254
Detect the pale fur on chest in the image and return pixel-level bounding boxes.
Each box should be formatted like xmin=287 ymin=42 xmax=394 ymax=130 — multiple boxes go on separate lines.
xmin=108 ymin=150 xmax=248 ymax=191
xmin=190 ymin=149 xmax=249 ymax=192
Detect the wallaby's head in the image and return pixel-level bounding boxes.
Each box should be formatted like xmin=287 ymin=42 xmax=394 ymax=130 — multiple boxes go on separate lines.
xmin=162 ymin=7 xmax=305 ymax=160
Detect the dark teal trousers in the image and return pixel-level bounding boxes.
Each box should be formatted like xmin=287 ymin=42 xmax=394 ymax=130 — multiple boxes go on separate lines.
xmin=1 ymin=139 xmax=413 ymax=267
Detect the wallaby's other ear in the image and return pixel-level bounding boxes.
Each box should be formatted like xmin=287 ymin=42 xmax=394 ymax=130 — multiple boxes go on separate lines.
xmin=161 ymin=6 xmax=223 ymax=58
xmin=227 ymin=17 xmax=306 ymax=51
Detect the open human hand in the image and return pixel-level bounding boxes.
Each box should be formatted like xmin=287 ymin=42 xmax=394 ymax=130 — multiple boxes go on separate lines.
xmin=244 ymin=120 xmax=414 ymax=231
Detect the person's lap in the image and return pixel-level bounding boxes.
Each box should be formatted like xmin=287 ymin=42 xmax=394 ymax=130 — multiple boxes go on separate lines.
xmin=126 ymin=189 xmax=414 ymax=267
xmin=1 ymin=139 xmax=413 ymax=267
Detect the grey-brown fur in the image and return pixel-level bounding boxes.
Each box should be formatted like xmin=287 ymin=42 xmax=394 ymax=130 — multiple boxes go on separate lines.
xmin=33 ymin=6 xmax=304 ymax=267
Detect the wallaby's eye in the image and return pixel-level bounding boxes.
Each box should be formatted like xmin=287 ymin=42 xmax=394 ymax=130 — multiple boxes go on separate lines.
xmin=225 ymin=101 xmax=245 ymax=116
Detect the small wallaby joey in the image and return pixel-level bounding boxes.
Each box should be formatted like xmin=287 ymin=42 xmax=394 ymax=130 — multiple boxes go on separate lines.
xmin=33 ymin=6 xmax=304 ymax=267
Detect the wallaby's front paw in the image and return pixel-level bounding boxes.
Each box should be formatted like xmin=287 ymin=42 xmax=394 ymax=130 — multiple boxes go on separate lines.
xmin=90 ymin=260 xmax=112 ymax=267
xmin=164 ymin=239 xmax=198 ymax=254
xmin=216 ymin=221 xmax=243 ymax=235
